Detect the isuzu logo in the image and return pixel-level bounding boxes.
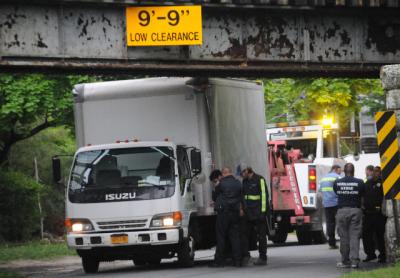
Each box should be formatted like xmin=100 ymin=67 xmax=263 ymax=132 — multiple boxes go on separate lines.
xmin=105 ymin=192 xmax=136 ymax=201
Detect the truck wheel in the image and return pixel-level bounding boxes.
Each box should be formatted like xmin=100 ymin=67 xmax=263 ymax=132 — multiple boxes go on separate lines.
xmin=148 ymin=258 xmax=162 ymax=265
xmin=177 ymin=236 xmax=195 ymax=267
xmin=82 ymin=256 xmax=99 ymax=273
xmin=270 ymin=230 xmax=288 ymax=244
xmin=296 ymin=230 xmax=312 ymax=245
xmin=133 ymin=258 xmax=147 ymax=266
xmin=312 ymin=231 xmax=327 ymax=244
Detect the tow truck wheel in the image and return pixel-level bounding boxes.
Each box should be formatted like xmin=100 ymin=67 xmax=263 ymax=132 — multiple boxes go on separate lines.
xmin=296 ymin=230 xmax=312 ymax=245
xmin=81 ymin=256 xmax=99 ymax=273
xmin=270 ymin=230 xmax=288 ymax=244
xmin=177 ymin=236 xmax=195 ymax=267
xmin=312 ymin=231 xmax=327 ymax=244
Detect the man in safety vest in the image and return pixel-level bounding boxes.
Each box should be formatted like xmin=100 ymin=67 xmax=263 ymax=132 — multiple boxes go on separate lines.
xmin=241 ymin=167 xmax=269 ymax=266
xmin=319 ymin=164 xmax=342 ymax=249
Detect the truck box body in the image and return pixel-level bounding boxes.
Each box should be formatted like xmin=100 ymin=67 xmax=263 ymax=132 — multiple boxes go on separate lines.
xmin=73 ymin=77 xmax=267 ymax=216
xmin=66 ymin=77 xmax=268 ymax=271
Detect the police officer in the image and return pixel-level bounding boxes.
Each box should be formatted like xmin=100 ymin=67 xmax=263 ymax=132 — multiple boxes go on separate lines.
xmin=210 ymin=169 xmax=223 ymax=205
xmin=362 ymin=166 xmax=386 ymax=263
xmin=319 ymin=165 xmax=341 ymax=249
xmin=241 ymin=167 xmax=269 ymax=266
xmin=365 ymin=165 xmax=374 ymax=182
xmin=333 ymin=163 xmax=365 ymax=269
xmin=210 ymin=167 xmax=242 ymax=267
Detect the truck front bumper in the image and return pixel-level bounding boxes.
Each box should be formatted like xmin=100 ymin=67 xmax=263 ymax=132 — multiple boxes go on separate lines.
xmin=67 ymin=228 xmax=181 ymax=249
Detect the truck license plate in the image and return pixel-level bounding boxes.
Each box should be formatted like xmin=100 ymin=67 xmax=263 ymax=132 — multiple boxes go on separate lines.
xmin=111 ymin=234 xmax=128 ymax=244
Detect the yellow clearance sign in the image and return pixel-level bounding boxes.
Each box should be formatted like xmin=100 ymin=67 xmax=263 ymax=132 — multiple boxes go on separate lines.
xmin=126 ymin=6 xmax=202 ymax=46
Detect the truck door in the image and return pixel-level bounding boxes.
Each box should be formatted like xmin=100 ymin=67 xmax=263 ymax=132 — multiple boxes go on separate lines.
xmin=177 ymin=146 xmax=196 ymax=214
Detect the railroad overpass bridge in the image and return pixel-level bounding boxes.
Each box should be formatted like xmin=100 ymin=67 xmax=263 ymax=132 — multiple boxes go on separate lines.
xmin=1 ymin=0 xmax=400 ymax=77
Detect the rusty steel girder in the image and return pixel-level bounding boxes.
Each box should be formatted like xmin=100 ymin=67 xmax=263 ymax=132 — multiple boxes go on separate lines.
xmin=0 ymin=3 xmax=400 ymax=77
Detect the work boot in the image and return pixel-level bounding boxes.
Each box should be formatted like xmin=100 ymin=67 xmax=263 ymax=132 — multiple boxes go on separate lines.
xmin=329 ymin=245 xmax=338 ymax=250
xmin=208 ymin=261 xmax=224 ymax=268
xmin=362 ymin=255 xmax=377 ymax=262
xmin=336 ymin=262 xmax=350 ymax=268
xmin=378 ymin=255 xmax=386 ymax=264
xmin=233 ymin=261 xmax=242 ymax=267
xmin=241 ymin=256 xmax=251 ymax=266
xmin=253 ymin=258 xmax=267 ymax=266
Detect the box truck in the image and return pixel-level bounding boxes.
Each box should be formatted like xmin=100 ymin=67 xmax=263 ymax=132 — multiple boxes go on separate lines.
xmin=53 ymin=77 xmax=268 ymax=273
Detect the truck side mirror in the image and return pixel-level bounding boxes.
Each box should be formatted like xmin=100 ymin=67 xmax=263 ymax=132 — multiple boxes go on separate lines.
xmin=190 ymin=149 xmax=202 ymax=175
xmin=52 ymin=157 xmax=62 ymax=184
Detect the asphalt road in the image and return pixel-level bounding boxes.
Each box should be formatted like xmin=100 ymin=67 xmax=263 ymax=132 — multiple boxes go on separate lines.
xmin=1 ymin=236 xmax=386 ymax=278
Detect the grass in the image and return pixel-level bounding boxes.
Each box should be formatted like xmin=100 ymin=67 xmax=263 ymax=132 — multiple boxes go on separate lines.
xmin=342 ymin=262 xmax=400 ymax=278
xmin=0 ymin=241 xmax=76 ymax=262
xmin=0 ymin=271 xmax=23 ymax=278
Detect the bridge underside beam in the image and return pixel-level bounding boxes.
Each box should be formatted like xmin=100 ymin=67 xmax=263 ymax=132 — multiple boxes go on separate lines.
xmin=1 ymin=4 xmax=400 ymax=77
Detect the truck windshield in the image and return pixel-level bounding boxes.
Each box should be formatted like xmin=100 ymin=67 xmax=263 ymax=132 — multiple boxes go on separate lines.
xmin=270 ymin=130 xmax=318 ymax=158
xmin=68 ymin=146 xmax=176 ymax=203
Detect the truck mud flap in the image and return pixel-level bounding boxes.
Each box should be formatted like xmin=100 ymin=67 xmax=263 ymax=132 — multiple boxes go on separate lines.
xmin=290 ymin=216 xmax=311 ymax=226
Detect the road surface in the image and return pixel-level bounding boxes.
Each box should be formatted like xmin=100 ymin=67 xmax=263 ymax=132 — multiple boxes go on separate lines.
xmin=1 ymin=236 xmax=386 ymax=278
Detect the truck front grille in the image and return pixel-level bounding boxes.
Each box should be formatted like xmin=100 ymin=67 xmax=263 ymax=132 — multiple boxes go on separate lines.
xmin=97 ymin=219 xmax=147 ymax=230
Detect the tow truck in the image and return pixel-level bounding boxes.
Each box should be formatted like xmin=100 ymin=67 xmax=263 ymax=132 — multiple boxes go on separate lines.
xmin=266 ymin=119 xmax=345 ymax=244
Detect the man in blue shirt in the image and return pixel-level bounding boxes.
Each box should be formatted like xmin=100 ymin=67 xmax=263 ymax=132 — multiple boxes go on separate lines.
xmin=319 ymin=164 xmax=341 ymax=249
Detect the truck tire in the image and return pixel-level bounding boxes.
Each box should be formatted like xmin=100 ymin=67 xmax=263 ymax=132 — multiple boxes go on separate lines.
xmin=270 ymin=230 xmax=288 ymax=244
xmin=82 ymin=256 xmax=99 ymax=273
xmin=177 ymin=236 xmax=195 ymax=267
xmin=269 ymin=220 xmax=289 ymax=244
xmin=148 ymin=258 xmax=162 ymax=265
xmin=312 ymin=231 xmax=327 ymax=244
xmin=133 ymin=258 xmax=146 ymax=266
xmin=296 ymin=230 xmax=312 ymax=245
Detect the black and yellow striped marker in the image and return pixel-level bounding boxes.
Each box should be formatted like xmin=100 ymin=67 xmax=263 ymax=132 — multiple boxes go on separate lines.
xmin=375 ymin=111 xmax=400 ymax=200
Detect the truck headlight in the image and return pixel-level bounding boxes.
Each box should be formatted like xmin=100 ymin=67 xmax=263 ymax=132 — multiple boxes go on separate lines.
xmin=151 ymin=212 xmax=182 ymax=228
xmin=65 ymin=218 xmax=94 ymax=233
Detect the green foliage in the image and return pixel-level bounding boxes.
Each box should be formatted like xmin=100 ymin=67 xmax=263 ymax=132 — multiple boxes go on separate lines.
xmin=0 ymin=74 xmax=97 ymax=165
xmin=0 ymin=241 xmax=76 ymax=262
xmin=8 ymin=127 xmax=75 ymax=236
xmin=264 ymin=78 xmax=384 ymax=125
xmin=0 ymin=171 xmax=42 ymax=242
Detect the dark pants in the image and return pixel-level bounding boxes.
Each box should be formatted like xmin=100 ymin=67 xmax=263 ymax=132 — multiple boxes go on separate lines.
xmin=240 ymin=216 xmax=250 ymax=258
xmin=325 ymin=206 xmax=338 ymax=247
xmin=241 ymin=217 xmax=267 ymax=260
xmin=362 ymin=210 xmax=386 ymax=260
xmin=215 ymin=210 xmax=241 ymax=264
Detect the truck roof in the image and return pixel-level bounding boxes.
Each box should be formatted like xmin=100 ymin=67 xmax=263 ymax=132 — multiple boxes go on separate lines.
xmin=73 ymin=77 xmax=262 ymax=102
xmin=76 ymin=141 xmax=176 ymax=154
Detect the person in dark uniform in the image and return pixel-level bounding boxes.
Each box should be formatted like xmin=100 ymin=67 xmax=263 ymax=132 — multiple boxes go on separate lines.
xmin=362 ymin=166 xmax=386 ymax=263
xmin=210 ymin=169 xmax=223 ymax=205
xmin=364 ymin=165 xmax=374 ymax=182
xmin=334 ymin=163 xmax=365 ymax=269
xmin=241 ymin=167 xmax=269 ymax=266
xmin=209 ymin=167 xmax=242 ymax=267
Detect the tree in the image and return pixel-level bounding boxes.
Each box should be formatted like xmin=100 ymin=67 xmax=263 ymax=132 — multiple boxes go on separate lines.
xmin=0 ymin=74 xmax=96 ymax=166
xmin=264 ymin=78 xmax=384 ymax=126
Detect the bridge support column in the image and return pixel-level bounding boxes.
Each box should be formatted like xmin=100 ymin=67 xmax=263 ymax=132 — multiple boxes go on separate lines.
xmin=381 ymin=64 xmax=400 ymax=263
